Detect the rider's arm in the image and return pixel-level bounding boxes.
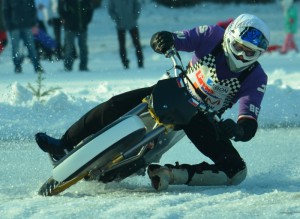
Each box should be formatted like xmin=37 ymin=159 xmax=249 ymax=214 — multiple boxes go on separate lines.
xmin=173 ymin=25 xmax=224 ymax=52
xmin=150 ymin=25 xmax=224 ymax=55
xmin=236 ymin=66 xmax=268 ymax=141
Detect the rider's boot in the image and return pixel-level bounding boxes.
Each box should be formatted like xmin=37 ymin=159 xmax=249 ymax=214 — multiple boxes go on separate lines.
xmin=147 ymin=163 xmax=188 ymax=191
xmin=147 ymin=162 xmax=247 ymax=191
xmin=35 ymin=132 xmax=71 ymax=161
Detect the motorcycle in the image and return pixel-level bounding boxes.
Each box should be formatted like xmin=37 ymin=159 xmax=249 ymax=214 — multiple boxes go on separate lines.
xmin=38 ymin=49 xmax=220 ymax=196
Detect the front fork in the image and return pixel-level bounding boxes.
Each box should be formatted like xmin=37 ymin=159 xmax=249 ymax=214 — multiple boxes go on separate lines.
xmin=88 ymin=99 xmax=174 ymax=181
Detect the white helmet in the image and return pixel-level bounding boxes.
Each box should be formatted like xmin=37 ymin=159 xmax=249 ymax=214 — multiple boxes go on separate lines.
xmin=223 ymin=14 xmax=270 ymax=73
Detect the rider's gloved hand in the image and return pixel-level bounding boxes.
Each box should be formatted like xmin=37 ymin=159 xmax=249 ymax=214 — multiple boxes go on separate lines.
xmin=150 ymin=31 xmax=174 ymax=54
xmin=219 ymin=119 xmax=244 ymax=141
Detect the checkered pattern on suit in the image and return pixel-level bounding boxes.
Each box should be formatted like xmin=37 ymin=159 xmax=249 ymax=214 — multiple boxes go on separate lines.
xmin=186 ymin=54 xmax=241 ymax=114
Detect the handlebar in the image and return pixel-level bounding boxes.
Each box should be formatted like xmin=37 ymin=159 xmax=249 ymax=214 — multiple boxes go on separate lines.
xmin=164 ymin=48 xmax=184 ymax=77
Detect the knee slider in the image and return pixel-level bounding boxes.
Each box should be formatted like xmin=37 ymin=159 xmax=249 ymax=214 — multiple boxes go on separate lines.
xmin=229 ymin=166 xmax=247 ymax=185
xmin=216 ymin=156 xmax=247 ymax=185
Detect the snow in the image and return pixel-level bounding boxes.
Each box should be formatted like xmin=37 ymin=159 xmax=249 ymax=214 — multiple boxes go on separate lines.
xmin=0 ymin=1 xmax=300 ymax=218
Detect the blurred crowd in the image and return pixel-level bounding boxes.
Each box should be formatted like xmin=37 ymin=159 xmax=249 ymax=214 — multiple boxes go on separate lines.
xmin=0 ymin=0 xmax=298 ymax=74
xmin=0 ymin=0 xmax=143 ymax=73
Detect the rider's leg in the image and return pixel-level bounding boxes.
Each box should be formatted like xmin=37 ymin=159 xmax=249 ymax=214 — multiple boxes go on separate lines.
xmin=36 ymin=86 xmax=154 ymax=154
xmin=148 ymin=160 xmax=246 ymax=191
xmin=148 ymin=112 xmax=247 ymax=191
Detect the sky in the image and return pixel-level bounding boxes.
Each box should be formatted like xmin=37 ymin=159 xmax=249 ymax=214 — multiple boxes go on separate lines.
xmin=0 ymin=1 xmax=300 ymax=218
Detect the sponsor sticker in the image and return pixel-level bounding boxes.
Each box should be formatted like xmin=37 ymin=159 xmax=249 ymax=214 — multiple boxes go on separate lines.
xmin=176 ymin=78 xmax=185 ymax=88
xmin=188 ymin=98 xmax=199 ymax=107
xmin=195 ymin=70 xmax=214 ymax=94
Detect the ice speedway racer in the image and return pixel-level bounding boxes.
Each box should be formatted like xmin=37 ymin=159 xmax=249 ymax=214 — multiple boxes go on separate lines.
xmin=38 ymin=49 xmax=222 ymax=196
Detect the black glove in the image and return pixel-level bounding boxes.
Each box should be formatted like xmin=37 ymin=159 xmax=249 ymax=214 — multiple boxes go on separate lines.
xmin=219 ymin=119 xmax=244 ymax=141
xmin=150 ymin=31 xmax=174 ymax=54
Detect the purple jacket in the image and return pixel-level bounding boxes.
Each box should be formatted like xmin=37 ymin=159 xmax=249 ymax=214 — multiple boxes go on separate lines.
xmin=173 ymin=25 xmax=267 ymax=121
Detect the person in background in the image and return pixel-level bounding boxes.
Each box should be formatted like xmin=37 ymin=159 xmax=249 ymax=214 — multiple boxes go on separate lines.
xmin=48 ymin=0 xmax=63 ymax=60
xmin=35 ymin=0 xmax=50 ymax=32
xmin=108 ymin=0 xmax=144 ymax=69
xmin=35 ymin=14 xmax=270 ymax=191
xmin=2 ymin=0 xmax=44 ymax=73
xmin=34 ymin=0 xmax=53 ymax=60
xmin=32 ymin=25 xmax=57 ymax=61
xmin=280 ymin=0 xmax=298 ymax=54
xmin=0 ymin=0 xmax=8 ymax=55
xmin=92 ymin=0 xmax=102 ymax=8
xmin=217 ymin=18 xmax=233 ymax=29
xmin=59 ymin=0 xmax=94 ymax=72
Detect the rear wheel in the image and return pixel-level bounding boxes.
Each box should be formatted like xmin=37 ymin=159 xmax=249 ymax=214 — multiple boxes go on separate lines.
xmin=38 ymin=173 xmax=87 ymax=196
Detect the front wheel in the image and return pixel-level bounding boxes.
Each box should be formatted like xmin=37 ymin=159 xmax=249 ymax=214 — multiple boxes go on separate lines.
xmin=39 ymin=115 xmax=146 ymax=196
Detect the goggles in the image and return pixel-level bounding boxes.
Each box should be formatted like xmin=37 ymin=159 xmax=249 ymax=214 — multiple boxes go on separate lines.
xmin=230 ymin=40 xmax=261 ymax=61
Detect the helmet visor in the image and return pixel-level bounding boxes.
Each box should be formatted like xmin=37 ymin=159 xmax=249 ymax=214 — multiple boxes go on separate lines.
xmin=240 ymin=27 xmax=269 ymax=50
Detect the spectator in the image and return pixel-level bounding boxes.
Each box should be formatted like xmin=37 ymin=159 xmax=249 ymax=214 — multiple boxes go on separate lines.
xmin=280 ymin=0 xmax=298 ymax=54
xmin=32 ymin=25 xmax=57 ymax=60
xmin=48 ymin=0 xmax=63 ymax=60
xmin=59 ymin=0 xmax=94 ymax=71
xmin=2 ymin=0 xmax=44 ymax=73
xmin=35 ymin=0 xmax=50 ymax=32
xmin=34 ymin=0 xmax=53 ymax=60
xmin=217 ymin=18 xmax=233 ymax=29
xmin=0 ymin=0 xmax=8 ymax=55
xmin=92 ymin=0 xmax=102 ymax=8
xmin=108 ymin=0 xmax=144 ymax=69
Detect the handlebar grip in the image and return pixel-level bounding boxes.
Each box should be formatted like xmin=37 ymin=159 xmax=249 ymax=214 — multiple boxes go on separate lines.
xmin=164 ymin=47 xmax=177 ymax=58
